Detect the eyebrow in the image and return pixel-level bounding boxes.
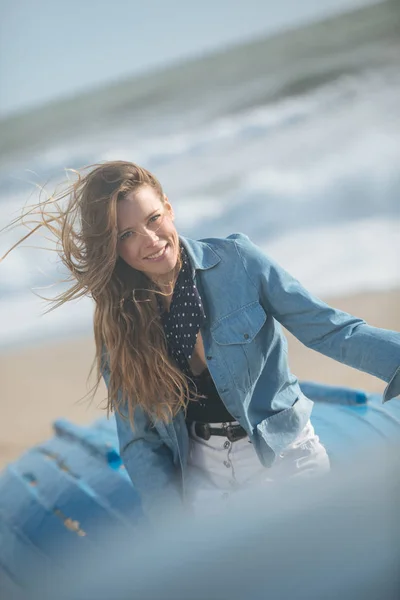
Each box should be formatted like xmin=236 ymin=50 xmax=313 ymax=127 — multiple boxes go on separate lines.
xmin=118 ymin=210 xmax=159 ymax=236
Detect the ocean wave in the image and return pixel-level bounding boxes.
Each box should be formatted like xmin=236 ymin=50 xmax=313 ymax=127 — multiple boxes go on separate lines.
xmin=2 ymin=62 xmax=397 ymax=200
xmin=1 ymin=70 xmax=399 ymax=299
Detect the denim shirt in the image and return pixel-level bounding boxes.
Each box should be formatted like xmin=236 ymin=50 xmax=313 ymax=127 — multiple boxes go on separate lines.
xmin=104 ymin=233 xmax=400 ymax=521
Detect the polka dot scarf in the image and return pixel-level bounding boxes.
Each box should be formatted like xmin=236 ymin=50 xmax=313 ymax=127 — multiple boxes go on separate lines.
xmin=158 ymin=244 xmax=205 ymax=374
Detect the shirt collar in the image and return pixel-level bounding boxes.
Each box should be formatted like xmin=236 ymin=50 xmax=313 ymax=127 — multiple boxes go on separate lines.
xmin=179 ymin=235 xmax=221 ymax=275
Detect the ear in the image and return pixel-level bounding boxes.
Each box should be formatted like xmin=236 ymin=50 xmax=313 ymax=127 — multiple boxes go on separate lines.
xmin=163 ymin=195 xmax=174 ymax=220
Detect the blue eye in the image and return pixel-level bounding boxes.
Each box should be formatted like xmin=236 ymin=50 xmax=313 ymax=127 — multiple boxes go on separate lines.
xmin=120 ymin=230 xmax=133 ymax=241
xmin=119 ymin=213 xmax=161 ymax=241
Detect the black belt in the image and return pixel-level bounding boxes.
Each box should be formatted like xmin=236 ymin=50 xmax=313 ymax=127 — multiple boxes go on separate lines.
xmin=192 ymin=422 xmax=247 ymax=443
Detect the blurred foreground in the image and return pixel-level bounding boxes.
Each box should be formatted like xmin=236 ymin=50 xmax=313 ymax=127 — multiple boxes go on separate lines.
xmin=6 ymin=439 xmax=400 ymax=600
xmin=2 ymin=379 xmax=400 ymax=599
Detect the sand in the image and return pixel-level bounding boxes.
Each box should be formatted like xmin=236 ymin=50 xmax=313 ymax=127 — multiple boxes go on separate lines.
xmin=1 ymin=288 xmax=399 ymax=469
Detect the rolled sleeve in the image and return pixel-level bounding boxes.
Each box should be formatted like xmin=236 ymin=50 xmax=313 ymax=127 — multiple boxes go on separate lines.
xmin=384 ymin=365 xmax=400 ymax=402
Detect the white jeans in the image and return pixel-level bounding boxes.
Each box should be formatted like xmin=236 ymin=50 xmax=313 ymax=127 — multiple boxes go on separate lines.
xmin=186 ymin=419 xmax=330 ymax=516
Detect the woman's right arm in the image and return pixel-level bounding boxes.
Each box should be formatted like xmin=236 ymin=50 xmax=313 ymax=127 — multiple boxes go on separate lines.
xmin=102 ymin=365 xmax=184 ymax=525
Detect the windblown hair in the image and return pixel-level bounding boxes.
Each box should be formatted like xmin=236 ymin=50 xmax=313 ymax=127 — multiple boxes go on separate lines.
xmin=1 ymin=161 xmax=191 ymax=425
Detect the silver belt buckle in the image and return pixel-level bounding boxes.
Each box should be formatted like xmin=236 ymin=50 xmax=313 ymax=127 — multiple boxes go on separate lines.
xmin=225 ymin=424 xmax=241 ymax=442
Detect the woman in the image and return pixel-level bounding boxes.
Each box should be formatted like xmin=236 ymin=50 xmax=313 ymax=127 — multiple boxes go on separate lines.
xmin=3 ymin=160 xmax=400 ymax=524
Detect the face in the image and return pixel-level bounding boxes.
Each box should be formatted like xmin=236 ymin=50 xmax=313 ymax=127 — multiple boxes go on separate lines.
xmin=116 ymin=185 xmax=180 ymax=286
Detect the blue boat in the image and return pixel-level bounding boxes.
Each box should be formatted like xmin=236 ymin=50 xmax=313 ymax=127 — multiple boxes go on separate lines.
xmin=1 ymin=381 xmax=400 ymax=595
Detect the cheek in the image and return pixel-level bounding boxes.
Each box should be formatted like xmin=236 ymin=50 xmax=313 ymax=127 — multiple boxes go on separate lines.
xmin=165 ymin=221 xmax=179 ymax=244
xmin=117 ymin=241 xmax=140 ymax=265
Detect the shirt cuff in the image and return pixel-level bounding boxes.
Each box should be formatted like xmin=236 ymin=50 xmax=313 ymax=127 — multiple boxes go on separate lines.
xmin=383 ymin=365 xmax=400 ymax=403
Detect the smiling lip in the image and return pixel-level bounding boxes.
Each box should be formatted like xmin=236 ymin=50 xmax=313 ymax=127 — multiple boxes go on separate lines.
xmin=144 ymin=244 xmax=168 ymax=261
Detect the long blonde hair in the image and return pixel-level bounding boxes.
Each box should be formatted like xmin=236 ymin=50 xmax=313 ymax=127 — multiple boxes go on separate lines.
xmin=1 ymin=161 xmax=191 ymax=425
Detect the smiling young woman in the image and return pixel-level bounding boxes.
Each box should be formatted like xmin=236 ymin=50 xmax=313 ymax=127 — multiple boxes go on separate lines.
xmin=2 ymin=160 xmax=400 ymax=524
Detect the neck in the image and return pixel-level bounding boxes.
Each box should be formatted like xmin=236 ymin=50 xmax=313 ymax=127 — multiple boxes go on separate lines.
xmin=152 ymin=269 xmax=178 ymax=311
xmin=152 ymin=269 xmax=177 ymax=292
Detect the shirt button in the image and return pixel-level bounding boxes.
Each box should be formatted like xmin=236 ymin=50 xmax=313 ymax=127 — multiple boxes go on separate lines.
xmin=223 ymin=441 xmax=230 ymax=449
xmin=206 ymin=355 xmax=212 ymax=360
xmin=223 ymin=460 xmax=231 ymax=468
xmin=243 ymin=333 xmax=249 ymax=340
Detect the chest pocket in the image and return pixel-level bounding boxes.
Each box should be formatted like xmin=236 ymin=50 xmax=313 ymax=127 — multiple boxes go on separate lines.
xmin=211 ymin=302 xmax=267 ymax=391
xmin=211 ymin=301 xmax=266 ymax=345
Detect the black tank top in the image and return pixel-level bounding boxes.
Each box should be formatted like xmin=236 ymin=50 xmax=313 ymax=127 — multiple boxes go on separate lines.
xmin=185 ymin=367 xmax=236 ymax=423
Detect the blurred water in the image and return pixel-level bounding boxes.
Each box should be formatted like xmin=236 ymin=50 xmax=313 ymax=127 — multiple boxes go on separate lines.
xmin=0 ymin=0 xmax=399 ymax=349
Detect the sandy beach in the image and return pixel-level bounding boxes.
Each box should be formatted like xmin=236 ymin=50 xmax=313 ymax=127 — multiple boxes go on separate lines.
xmin=1 ymin=288 xmax=399 ymax=470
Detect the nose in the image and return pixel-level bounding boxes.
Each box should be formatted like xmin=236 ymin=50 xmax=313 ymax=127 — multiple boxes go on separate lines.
xmin=143 ymin=226 xmax=159 ymax=244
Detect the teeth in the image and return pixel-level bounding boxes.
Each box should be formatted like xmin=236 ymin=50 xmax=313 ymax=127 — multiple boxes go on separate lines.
xmin=147 ymin=246 xmax=166 ymax=259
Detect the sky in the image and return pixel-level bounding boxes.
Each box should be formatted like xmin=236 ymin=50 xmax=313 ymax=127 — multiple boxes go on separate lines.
xmin=0 ymin=0 xmax=379 ymax=118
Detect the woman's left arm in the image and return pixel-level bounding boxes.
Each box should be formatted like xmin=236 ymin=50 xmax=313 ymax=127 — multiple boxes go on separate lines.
xmin=233 ymin=233 xmax=400 ymax=402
